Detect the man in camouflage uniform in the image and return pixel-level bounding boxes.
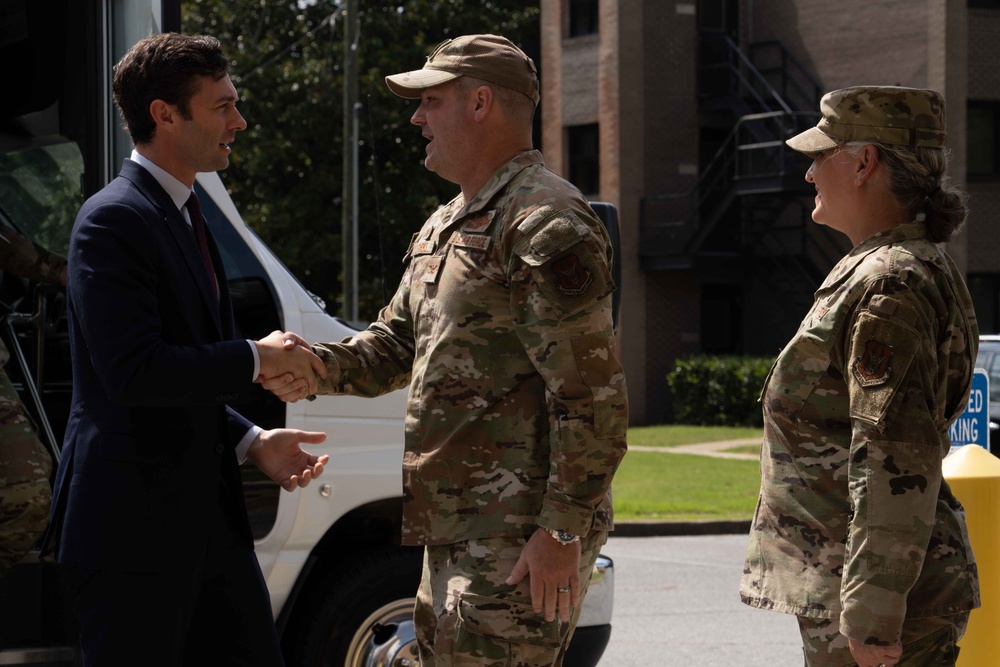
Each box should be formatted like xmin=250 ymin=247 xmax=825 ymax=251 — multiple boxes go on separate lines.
xmin=267 ymin=34 xmax=628 ymax=666
xmin=740 ymin=87 xmax=979 ymax=667
xmin=0 ymin=227 xmax=65 ymax=579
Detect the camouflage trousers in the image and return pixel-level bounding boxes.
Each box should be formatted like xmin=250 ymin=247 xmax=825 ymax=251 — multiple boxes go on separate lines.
xmin=415 ymin=530 xmax=606 ymax=667
xmin=0 ymin=362 xmax=52 ymax=578
xmin=798 ymin=612 xmax=968 ymax=667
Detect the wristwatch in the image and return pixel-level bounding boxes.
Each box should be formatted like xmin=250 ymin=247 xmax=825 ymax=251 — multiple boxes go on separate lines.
xmin=545 ymin=528 xmax=580 ymax=545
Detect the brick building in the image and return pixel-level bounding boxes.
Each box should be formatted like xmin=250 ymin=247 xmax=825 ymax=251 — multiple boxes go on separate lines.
xmin=539 ymin=0 xmax=1000 ymax=424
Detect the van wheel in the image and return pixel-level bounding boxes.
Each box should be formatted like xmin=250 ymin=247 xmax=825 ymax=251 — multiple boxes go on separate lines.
xmin=283 ymin=547 xmax=424 ymax=667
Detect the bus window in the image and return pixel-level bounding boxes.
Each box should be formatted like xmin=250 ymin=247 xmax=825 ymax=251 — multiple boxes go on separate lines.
xmin=0 ymin=142 xmax=83 ymax=254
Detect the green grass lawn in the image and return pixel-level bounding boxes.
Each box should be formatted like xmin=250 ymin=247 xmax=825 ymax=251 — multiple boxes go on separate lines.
xmin=614 ymin=425 xmax=763 ymax=522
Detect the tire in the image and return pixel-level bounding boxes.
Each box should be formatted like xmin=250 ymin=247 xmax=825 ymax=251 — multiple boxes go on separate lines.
xmin=282 ymin=547 xmax=424 ymax=667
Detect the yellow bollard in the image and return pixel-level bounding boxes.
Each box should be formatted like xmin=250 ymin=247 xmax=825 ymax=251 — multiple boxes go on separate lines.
xmin=941 ymin=444 xmax=1000 ymax=666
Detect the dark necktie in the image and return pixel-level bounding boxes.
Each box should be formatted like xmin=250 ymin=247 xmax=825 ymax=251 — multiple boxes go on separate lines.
xmin=185 ymin=192 xmax=219 ymax=301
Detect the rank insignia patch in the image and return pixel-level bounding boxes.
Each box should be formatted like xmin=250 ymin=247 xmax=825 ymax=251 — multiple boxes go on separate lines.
xmin=461 ymin=210 xmax=495 ymax=233
xmin=551 ymin=254 xmax=593 ymax=296
xmin=853 ymin=339 xmax=893 ymax=387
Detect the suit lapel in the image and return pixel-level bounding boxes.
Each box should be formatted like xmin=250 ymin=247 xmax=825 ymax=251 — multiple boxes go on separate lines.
xmin=119 ymin=161 xmax=225 ymax=336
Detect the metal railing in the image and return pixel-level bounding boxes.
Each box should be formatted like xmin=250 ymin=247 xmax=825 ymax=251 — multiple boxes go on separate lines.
xmin=640 ymin=110 xmax=817 ymax=258
xmin=641 ymin=32 xmax=826 ymax=263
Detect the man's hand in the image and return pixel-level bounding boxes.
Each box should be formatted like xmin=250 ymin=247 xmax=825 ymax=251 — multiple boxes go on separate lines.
xmin=246 ymin=428 xmax=329 ymax=491
xmin=505 ymin=528 xmax=581 ymax=622
xmin=255 ymin=330 xmax=326 ymax=400
xmin=848 ymin=637 xmax=903 ymax=667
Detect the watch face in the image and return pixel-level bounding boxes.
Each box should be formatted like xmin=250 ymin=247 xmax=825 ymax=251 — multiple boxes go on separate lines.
xmin=546 ymin=527 xmax=578 ymax=544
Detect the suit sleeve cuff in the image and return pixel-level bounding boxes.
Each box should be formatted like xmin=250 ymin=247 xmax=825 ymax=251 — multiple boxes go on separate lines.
xmin=246 ymin=339 xmax=260 ymax=381
xmin=235 ymin=425 xmax=263 ymax=464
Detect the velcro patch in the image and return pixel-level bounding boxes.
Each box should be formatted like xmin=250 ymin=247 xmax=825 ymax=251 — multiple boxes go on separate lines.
xmin=412 ymin=239 xmax=436 ymax=255
xmin=461 ymin=210 xmax=495 ymax=233
xmin=421 ymin=256 xmax=443 ymax=283
xmin=450 ymin=232 xmax=491 ymax=251
xmin=853 ymin=339 xmax=894 ymax=387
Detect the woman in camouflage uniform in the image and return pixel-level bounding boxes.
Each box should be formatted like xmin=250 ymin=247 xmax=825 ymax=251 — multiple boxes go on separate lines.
xmin=740 ymin=86 xmax=979 ymax=667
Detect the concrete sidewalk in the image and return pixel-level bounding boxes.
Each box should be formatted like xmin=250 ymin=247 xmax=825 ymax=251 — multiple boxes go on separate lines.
xmin=614 ymin=438 xmax=760 ymax=537
xmin=628 ymin=438 xmax=759 ymax=460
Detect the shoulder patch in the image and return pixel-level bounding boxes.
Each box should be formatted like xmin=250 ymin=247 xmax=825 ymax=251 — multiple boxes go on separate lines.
xmin=551 ymin=253 xmax=594 ymax=296
xmin=853 ymin=339 xmax=894 ymax=387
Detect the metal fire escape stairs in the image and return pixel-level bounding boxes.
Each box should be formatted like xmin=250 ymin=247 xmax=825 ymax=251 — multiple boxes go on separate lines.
xmin=640 ymin=35 xmax=848 ymax=318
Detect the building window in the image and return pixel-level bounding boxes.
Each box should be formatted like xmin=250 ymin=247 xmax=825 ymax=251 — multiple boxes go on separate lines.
xmin=697 ymin=0 xmax=739 ymax=34
xmin=568 ymin=0 xmax=598 ymax=37
xmin=968 ymin=0 xmax=1000 ymax=9
xmin=701 ymin=284 xmax=742 ymax=353
xmin=567 ymin=123 xmax=599 ymax=196
xmin=969 ymin=274 xmax=1000 ymax=334
xmin=968 ymin=102 xmax=1000 ymax=180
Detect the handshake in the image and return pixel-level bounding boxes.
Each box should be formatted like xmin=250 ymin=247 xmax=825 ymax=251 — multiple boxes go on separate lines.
xmin=254 ymin=330 xmax=325 ymax=402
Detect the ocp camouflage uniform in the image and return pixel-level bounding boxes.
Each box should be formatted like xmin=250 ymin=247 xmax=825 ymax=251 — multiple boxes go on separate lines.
xmin=313 ymin=149 xmax=628 ymax=665
xmin=740 ymin=220 xmax=980 ymax=657
xmin=798 ymin=612 xmax=968 ymax=666
xmin=0 ymin=227 xmax=65 ymax=577
xmin=417 ymin=532 xmax=605 ymax=667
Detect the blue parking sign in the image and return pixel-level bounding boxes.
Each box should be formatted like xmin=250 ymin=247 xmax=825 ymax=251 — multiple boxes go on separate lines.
xmin=949 ymin=368 xmax=990 ymax=452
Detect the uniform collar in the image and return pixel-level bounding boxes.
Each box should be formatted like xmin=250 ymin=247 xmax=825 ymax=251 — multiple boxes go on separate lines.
xmin=823 ymin=220 xmax=929 ymax=287
xmin=456 ymin=150 xmax=544 ymax=217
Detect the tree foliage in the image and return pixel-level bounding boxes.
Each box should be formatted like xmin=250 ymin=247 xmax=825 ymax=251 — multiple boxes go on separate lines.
xmin=181 ymin=0 xmax=540 ymax=320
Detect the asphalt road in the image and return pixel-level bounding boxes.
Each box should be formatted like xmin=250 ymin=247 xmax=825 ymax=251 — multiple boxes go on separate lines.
xmin=597 ymin=533 xmax=804 ymax=666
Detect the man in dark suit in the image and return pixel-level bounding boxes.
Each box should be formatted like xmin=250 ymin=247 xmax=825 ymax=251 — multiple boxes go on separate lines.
xmin=41 ymin=33 xmax=328 ymax=666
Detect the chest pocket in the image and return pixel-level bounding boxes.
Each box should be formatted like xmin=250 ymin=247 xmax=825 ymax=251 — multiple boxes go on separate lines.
xmin=763 ymin=280 xmax=861 ymax=426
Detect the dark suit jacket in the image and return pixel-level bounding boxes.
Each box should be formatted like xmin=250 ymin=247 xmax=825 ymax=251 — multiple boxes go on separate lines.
xmin=43 ymin=159 xmax=257 ymax=573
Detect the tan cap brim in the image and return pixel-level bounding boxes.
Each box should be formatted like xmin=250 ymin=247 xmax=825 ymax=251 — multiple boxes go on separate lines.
xmin=785 ymin=126 xmax=842 ymax=156
xmin=385 ymin=68 xmax=462 ymax=99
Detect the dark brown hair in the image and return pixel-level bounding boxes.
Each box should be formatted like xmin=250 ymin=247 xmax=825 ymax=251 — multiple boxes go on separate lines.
xmin=112 ymin=33 xmax=229 ymax=145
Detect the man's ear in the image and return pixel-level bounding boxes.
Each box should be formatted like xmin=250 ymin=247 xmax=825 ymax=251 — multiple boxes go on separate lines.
xmin=149 ymin=99 xmax=175 ymax=133
xmin=472 ymin=86 xmax=494 ymax=122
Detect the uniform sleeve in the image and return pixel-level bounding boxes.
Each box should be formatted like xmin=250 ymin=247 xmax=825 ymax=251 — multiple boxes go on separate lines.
xmin=312 ymin=244 xmax=417 ymax=398
xmin=508 ymin=208 xmax=628 ymax=536
xmin=839 ymin=280 xmax=949 ymax=645
xmin=0 ymin=227 xmax=67 ymax=285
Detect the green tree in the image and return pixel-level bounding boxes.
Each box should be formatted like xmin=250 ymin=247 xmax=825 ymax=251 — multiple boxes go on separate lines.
xmin=181 ymin=0 xmax=540 ymax=320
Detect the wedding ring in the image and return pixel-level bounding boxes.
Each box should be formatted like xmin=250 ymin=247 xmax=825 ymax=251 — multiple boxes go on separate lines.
xmin=557 ymin=586 xmax=570 ymax=593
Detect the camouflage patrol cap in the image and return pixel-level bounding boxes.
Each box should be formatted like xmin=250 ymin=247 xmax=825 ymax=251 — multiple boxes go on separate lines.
xmin=786 ymin=86 xmax=947 ymax=156
xmin=385 ymin=34 xmax=540 ymax=106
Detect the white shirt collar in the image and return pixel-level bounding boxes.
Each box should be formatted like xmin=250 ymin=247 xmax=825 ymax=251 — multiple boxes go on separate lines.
xmin=130 ymin=150 xmax=195 ymax=212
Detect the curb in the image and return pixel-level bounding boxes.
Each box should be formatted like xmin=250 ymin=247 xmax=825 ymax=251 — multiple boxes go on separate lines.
xmin=613 ymin=519 xmax=751 ymax=537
